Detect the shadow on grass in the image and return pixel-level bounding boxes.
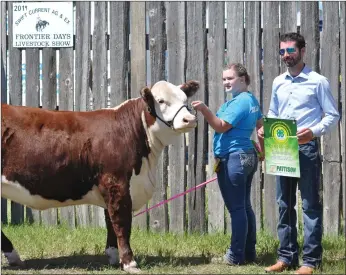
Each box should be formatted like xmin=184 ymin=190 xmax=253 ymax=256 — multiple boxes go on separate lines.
xmin=254 ymin=252 xmax=277 ymax=266
xmin=2 ymin=253 xmax=210 ymax=271
xmin=3 ymin=252 xmax=343 ymax=271
xmin=2 ymin=255 xmax=110 ymax=271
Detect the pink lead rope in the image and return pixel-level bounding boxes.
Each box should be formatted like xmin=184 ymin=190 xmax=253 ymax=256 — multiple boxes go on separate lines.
xmin=133 ymin=176 xmax=218 ymax=217
xmin=134 ymin=141 xmax=262 ymax=217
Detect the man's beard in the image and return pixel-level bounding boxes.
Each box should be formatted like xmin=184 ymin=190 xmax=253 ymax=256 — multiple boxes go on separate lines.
xmin=283 ymin=52 xmax=301 ymax=67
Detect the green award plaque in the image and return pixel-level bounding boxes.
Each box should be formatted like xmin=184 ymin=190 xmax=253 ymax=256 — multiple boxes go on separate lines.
xmin=263 ymin=117 xmax=300 ymax=178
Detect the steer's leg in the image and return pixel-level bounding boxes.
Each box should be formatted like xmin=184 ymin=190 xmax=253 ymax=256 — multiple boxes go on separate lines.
xmin=1 ymin=230 xmax=25 ymax=267
xmin=104 ymin=208 xmax=119 ymax=265
xmin=100 ymin=174 xmax=140 ymax=273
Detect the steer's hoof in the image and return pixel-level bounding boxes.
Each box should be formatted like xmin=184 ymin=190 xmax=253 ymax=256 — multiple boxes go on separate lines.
xmin=5 ymin=250 xmax=25 ymax=268
xmin=123 ymin=260 xmax=141 ymax=274
xmin=124 ymin=266 xmax=141 ymax=274
xmin=105 ymin=247 xmax=120 ymax=266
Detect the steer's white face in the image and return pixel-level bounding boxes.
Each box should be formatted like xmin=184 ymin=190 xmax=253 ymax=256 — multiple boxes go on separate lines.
xmin=146 ymin=81 xmax=197 ymax=144
xmin=131 ymin=81 xmax=199 ymax=211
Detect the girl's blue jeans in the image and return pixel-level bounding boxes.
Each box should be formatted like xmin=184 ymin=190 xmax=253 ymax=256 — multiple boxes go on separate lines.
xmin=216 ymin=148 xmax=258 ymax=264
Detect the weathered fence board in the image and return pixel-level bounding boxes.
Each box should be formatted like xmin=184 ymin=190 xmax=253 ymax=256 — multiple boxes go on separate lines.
xmin=75 ymin=1 xmax=91 ymax=112
xmin=1 ymin=1 xmax=7 ymax=105
xmin=300 ymin=2 xmax=320 ymax=73
xmin=299 ymin=1 xmax=321 ymax=233
xmin=59 ymin=49 xmax=74 ymax=111
xmin=226 ymin=1 xmax=244 ymax=64
xmin=245 ymin=1 xmax=262 ymax=232
xmin=8 ymin=2 xmax=24 ymax=225
xmin=130 ymin=2 xmax=148 ymax=230
xmin=147 ymin=1 xmax=169 ymax=233
xmin=206 ymin=2 xmax=226 ymax=233
xmin=25 ymin=50 xmax=40 ymax=108
xmin=25 ymin=47 xmax=41 ymax=224
xmin=166 ymin=1 xmax=187 ymax=234
xmin=279 ymin=1 xmax=297 ymax=74
xmin=130 ymin=2 xmax=147 ymax=98
xmin=321 ymin=2 xmax=341 ymax=235
xmin=74 ymin=2 xmax=92 ymax=227
xmin=280 ymin=1 xmax=297 ymax=35
xmin=109 ymin=1 xmax=130 ymax=106
xmin=91 ymin=2 xmax=108 ymax=228
xmin=1 ymin=1 xmax=8 ymax=225
xmin=262 ymin=1 xmax=280 ymax=236
xmin=41 ymin=47 xmax=58 ymax=226
xmin=224 ymin=1 xmax=245 ymax=234
xmin=340 ymin=1 xmax=346 ymax=237
xmin=59 ymin=46 xmax=75 ymax=228
xmin=91 ymin=1 xmax=107 ymax=110
xmin=279 ymin=0 xmax=299 ymax=230
xmin=186 ymin=2 xmax=207 ymax=234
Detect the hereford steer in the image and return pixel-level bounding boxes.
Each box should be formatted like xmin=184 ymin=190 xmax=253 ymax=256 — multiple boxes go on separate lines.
xmin=1 ymin=80 xmax=199 ymax=273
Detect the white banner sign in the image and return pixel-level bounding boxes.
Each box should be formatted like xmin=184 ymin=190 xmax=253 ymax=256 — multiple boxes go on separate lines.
xmin=13 ymin=2 xmax=73 ymax=48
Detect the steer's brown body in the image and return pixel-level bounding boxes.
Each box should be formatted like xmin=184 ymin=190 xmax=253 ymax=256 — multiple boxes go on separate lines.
xmin=1 ymin=80 xmax=199 ymax=273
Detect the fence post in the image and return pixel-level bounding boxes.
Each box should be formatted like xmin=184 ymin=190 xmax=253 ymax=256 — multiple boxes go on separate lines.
xmin=299 ymin=1 xmax=321 ymax=234
xmin=166 ymin=1 xmax=187 ymax=234
xmin=74 ymin=1 xmax=92 ymax=227
xmin=262 ymin=1 xmax=280 ymax=236
xmin=300 ymin=2 xmax=320 ymax=73
xmin=90 ymin=1 xmax=108 ymax=228
xmin=245 ymin=1 xmax=263 ymax=232
xmin=59 ymin=42 xmax=75 ymax=228
xmin=147 ymin=1 xmax=169 ymax=233
xmin=130 ymin=1 xmax=148 ymax=231
xmin=226 ymin=2 xmax=244 ymax=64
xmin=185 ymin=2 xmax=208 ymax=234
xmin=206 ymin=2 xmax=226 ymax=234
xmin=1 ymin=1 xmax=8 ymax=225
xmin=25 ymin=46 xmax=41 ymax=224
xmin=40 ymin=47 xmax=58 ymax=226
xmin=8 ymin=2 xmax=24 ymax=225
xmin=109 ymin=1 xmax=130 ymax=107
xmin=321 ymin=2 xmax=342 ymax=235
xmin=340 ymin=1 xmax=346 ymax=237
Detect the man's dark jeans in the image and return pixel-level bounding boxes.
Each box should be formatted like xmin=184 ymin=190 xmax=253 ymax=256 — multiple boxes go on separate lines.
xmin=276 ymin=139 xmax=322 ymax=268
xmin=216 ymin=148 xmax=258 ymax=264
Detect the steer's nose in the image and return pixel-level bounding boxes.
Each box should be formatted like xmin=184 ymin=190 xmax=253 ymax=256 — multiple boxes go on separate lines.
xmin=183 ymin=113 xmax=197 ymax=125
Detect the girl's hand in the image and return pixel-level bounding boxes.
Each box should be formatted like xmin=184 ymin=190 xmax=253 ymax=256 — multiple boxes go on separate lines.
xmin=191 ymin=101 xmax=207 ymax=112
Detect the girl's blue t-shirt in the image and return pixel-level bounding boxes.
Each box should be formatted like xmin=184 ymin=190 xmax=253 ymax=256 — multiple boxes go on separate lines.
xmin=213 ymin=91 xmax=262 ymax=157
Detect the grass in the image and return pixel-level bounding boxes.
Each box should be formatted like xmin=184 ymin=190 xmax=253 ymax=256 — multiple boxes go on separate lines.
xmin=1 ymin=223 xmax=345 ymax=274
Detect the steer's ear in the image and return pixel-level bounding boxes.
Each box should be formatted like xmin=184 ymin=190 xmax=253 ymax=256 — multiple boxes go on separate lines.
xmin=178 ymin=80 xmax=200 ymax=98
xmin=140 ymin=87 xmax=155 ymax=113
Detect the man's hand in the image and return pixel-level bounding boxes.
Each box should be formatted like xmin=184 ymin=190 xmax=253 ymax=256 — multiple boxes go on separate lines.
xmin=191 ymin=100 xmax=208 ymax=112
xmin=296 ymin=128 xmax=314 ymax=144
xmin=255 ymin=123 xmax=265 ymax=160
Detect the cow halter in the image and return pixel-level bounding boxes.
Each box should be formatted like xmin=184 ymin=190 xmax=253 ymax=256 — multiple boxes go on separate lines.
xmin=146 ymin=104 xmax=196 ymax=130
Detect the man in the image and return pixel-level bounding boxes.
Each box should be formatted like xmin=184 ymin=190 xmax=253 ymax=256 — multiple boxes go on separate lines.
xmin=258 ymin=32 xmax=340 ymax=274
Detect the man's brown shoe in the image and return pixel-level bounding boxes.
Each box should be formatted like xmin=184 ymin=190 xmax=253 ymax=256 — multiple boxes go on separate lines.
xmin=264 ymin=261 xmax=290 ymax=273
xmin=294 ymin=266 xmax=314 ymax=274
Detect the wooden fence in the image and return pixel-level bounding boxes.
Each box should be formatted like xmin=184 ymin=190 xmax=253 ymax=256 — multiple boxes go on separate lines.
xmin=1 ymin=1 xmax=345 ymax=236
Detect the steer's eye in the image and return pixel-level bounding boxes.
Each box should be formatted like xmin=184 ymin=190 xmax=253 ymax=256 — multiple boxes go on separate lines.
xmin=158 ymin=99 xmax=165 ymax=104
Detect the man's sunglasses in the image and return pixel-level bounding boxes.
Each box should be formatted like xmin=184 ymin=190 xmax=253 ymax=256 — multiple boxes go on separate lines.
xmin=279 ymin=47 xmax=296 ymax=56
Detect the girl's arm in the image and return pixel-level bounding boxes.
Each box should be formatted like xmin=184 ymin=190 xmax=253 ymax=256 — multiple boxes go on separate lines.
xmin=191 ymin=101 xmax=232 ymax=133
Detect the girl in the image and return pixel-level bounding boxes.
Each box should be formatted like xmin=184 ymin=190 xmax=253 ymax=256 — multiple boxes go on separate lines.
xmin=192 ymin=63 xmax=263 ymax=265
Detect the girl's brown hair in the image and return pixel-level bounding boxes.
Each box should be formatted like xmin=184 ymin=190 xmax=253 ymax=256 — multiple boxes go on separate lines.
xmin=224 ymin=63 xmax=251 ymax=85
